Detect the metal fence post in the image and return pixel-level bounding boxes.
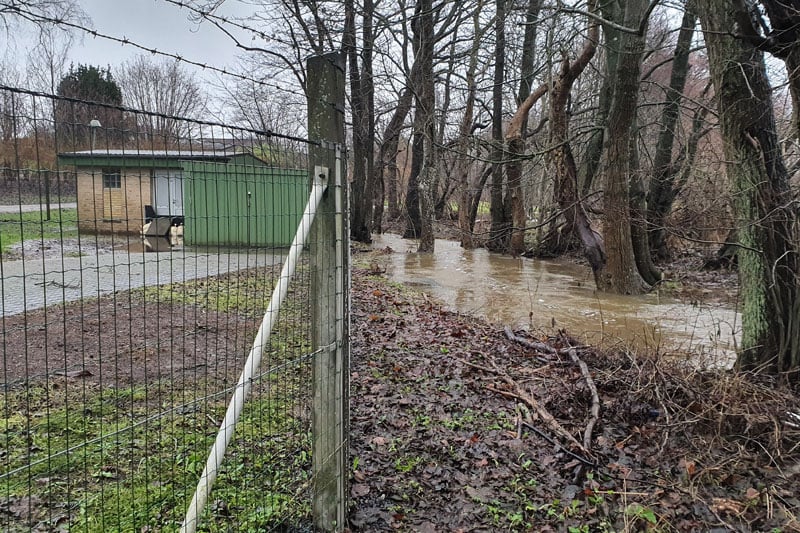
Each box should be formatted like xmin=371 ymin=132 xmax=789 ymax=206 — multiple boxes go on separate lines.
xmin=307 ymin=51 xmax=348 ymax=531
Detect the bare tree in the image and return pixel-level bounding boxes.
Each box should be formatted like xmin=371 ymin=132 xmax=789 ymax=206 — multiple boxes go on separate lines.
xmin=118 ymin=55 xmax=207 ymax=142
xmin=597 ymin=0 xmax=652 ymax=293
xmin=1 ymin=61 xmax=26 ymax=174
xmin=412 ymin=0 xmax=436 ymax=252
xmin=454 ymin=0 xmax=491 ymax=248
xmin=25 ymin=20 xmax=75 ymax=94
xmin=735 ymin=0 xmax=800 ymax=140
xmin=3 ymin=0 xmax=84 ymax=157
xmin=373 ymin=86 xmax=413 ymax=230
xmin=503 ymin=0 xmax=542 ymax=255
xmin=486 ymin=0 xmax=508 ymax=253
xmin=187 ymin=0 xmax=335 ymax=90
xmin=344 ymin=0 xmax=376 ymax=243
xmin=215 ymin=77 xmax=304 ymax=138
xmin=0 ymin=0 xmax=87 ymax=36
xmin=545 ymin=3 xmax=604 ymax=284
xmin=645 ymin=3 xmax=700 ymax=261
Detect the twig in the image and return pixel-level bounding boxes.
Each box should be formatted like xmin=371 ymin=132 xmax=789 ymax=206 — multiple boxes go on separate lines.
xmin=504 ymin=326 xmax=557 ymax=354
xmin=704 ymin=497 xmax=739 ymax=532
xmin=567 ymin=347 xmax=600 ymax=451
xmin=462 ymin=354 xmax=590 ymax=456
xmin=520 ymin=420 xmax=596 ymax=467
xmin=484 ymin=386 xmax=585 ymax=453
xmin=653 ymin=364 xmax=672 ymax=454
xmin=593 ymin=490 xmax=652 ymax=497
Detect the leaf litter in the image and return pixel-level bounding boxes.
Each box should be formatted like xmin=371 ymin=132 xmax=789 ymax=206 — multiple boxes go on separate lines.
xmin=348 ymin=265 xmax=800 ymax=532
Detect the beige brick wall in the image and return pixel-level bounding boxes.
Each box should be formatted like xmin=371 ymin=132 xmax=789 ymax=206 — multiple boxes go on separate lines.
xmin=77 ymin=168 xmax=152 ymax=234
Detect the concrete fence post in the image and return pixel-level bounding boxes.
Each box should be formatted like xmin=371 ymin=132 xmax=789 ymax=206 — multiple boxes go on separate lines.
xmin=307 ymin=51 xmax=349 ymax=532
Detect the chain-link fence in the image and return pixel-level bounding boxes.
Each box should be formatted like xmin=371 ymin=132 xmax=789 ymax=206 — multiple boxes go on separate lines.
xmin=1 ymin=53 xmax=348 ymax=532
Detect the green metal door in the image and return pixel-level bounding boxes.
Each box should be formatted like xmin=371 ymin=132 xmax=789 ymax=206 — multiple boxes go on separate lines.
xmin=183 ymin=160 xmax=308 ymax=247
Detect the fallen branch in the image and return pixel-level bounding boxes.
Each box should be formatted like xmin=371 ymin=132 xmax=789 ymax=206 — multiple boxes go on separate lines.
xmin=504 ymin=326 xmax=556 ymax=354
xmin=461 ymin=354 xmax=591 ymax=457
xmin=485 ymin=383 xmax=588 ymax=455
xmin=504 ymin=327 xmax=591 ymax=356
xmin=567 ymin=347 xmax=600 ymax=451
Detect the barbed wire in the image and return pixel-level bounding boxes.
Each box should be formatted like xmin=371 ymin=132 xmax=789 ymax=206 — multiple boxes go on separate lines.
xmin=0 ymin=83 xmax=316 ymax=145
xmin=159 ymin=0 xmax=272 ymax=43
xmin=0 ymin=0 xmax=308 ymax=102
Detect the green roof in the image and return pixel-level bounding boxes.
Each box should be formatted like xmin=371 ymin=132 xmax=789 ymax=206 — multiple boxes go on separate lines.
xmin=57 ymin=150 xmax=266 ymax=169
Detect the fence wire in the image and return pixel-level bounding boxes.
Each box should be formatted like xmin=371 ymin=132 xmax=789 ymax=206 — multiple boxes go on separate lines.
xmin=1 ymin=86 xmax=344 ymax=531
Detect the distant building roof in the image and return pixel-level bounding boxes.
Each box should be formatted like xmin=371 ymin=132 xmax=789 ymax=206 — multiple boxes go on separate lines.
xmin=58 ymin=149 xmax=236 ymax=160
xmin=57 ymin=149 xmax=267 ymax=169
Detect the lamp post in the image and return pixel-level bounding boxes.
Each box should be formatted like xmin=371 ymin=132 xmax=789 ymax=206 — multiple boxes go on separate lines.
xmin=89 ymin=119 xmax=101 ymax=151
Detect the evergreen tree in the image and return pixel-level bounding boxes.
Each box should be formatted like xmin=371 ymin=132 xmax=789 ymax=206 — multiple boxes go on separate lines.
xmin=55 ymin=64 xmax=126 ymax=149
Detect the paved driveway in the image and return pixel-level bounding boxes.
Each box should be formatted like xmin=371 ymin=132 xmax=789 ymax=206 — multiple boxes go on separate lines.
xmin=1 ymin=245 xmax=284 ymax=317
xmin=0 ymin=203 xmax=77 ymax=214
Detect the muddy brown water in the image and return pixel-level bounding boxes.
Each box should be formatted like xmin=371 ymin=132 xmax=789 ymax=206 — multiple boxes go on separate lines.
xmin=372 ymin=234 xmax=740 ymax=366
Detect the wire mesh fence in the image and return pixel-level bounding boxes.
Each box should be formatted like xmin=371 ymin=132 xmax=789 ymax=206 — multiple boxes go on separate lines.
xmin=1 ymin=77 xmax=348 ymax=532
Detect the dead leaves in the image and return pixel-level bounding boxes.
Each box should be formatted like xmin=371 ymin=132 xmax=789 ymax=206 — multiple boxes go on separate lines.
xmin=678 ymin=458 xmax=697 ymax=479
xmin=347 ymin=268 xmax=800 ymax=532
xmin=351 ymin=484 xmax=370 ymax=498
xmin=370 ymin=436 xmax=390 ymax=448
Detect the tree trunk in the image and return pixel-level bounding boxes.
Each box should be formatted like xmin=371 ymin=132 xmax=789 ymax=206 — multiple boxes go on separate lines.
xmin=508 ymin=144 xmax=527 ymax=254
xmin=597 ymin=0 xmax=650 ymax=294
xmin=415 ymin=0 xmax=436 ymax=253
xmin=516 ymin=0 xmax=542 ymax=110
xmin=459 ymin=164 xmax=491 ymax=249
xmin=375 ymin=87 xmax=413 ymax=227
xmin=362 ymin=0 xmax=376 ymax=237
xmin=503 ymin=0 xmax=542 ymax=256
xmin=546 ymin=5 xmax=605 ymax=281
xmin=628 ymin=119 xmax=662 ymax=286
xmin=504 ymin=85 xmax=549 ymax=255
xmin=487 ymin=0 xmax=509 ymax=252
xmin=373 ymin=167 xmax=385 ymax=233
xmin=577 ymin=0 xmax=620 ymax=197
xmin=403 ymin=130 xmax=423 ymax=238
xmin=788 ymin=50 xmax=800 ymax=140
xmin=745 ymin=0 xmax=800 ymax=140
xmin=698 ymin=0 xmax=800 ymax=379
xmin=578 ymin=91 xmax=608 ymax=198
xmin=646 ymin=4 xmax=697 ymax=261
xmin=456 ymin=3 xmax=487 ymax=249
xmin=344 ymin=0 xmax=372 ymax=243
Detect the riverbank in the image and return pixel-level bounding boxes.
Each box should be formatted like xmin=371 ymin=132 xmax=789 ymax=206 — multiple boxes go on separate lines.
xmin=348 ymin=256 xmax=800 ymax=531
xmin=368 ymin=233 xmax=740 ymax=366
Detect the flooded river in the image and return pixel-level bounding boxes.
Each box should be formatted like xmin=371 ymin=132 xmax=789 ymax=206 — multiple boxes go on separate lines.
xmin=372 ymin=234 xmax=740 ymax=366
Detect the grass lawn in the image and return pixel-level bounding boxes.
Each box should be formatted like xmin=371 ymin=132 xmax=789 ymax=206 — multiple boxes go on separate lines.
xmin=1 ymin=378 xmax=312 ymax=532
xmin=0 ymin=265 xmax=315 ymax=532
xmin=0 ymin=208 xmax=79 ymax=253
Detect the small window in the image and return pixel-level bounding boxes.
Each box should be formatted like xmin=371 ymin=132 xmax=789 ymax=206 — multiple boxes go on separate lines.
xmin=103 ymin=169 xmax=121 ymax=189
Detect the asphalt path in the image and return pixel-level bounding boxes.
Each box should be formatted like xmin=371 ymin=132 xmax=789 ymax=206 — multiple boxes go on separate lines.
xmin=0 ymin=203 xmax=77 ymax=214
xmin=0 ymin=244 xmax=284 ymax=317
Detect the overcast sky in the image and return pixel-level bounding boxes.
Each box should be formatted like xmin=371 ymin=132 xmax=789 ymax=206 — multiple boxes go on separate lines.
xmin=5 ymin=0 xmax=255 ymax=82
xmin=71 ymin=0 xmax=250 ymax=71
